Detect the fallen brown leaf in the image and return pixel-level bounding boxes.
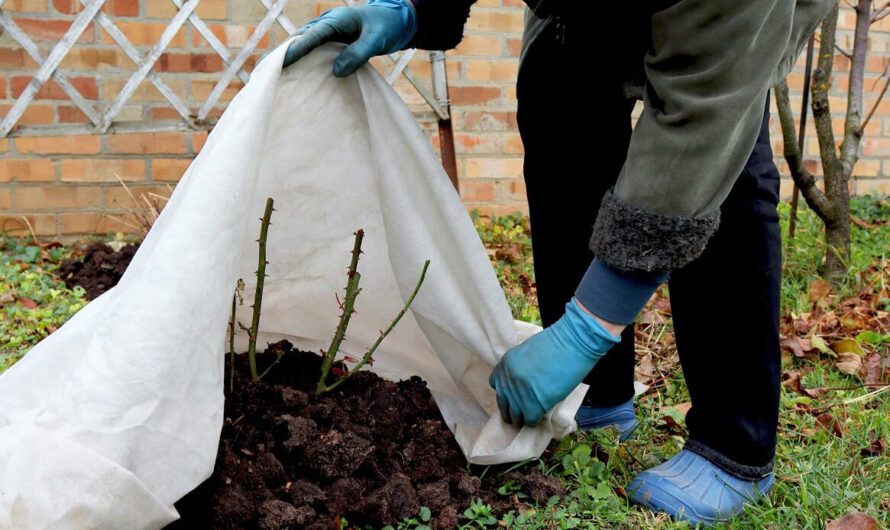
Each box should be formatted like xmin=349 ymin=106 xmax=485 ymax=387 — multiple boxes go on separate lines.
xmin=816 ymin=412 xmax=845 ymax=438
xmin=863 ymin=353 xmax=889 ymax=386
xmin=836 ymin=352 xmax=864 ymax=376
xmin=656 ymin=415 xmax=686 ymax=435
xmin=15 ymin=296 xmax=38 ymax=309
xmin=826 ymin=511 xmax=879 ymax=530
xmin=635 ymin=353 xmax=657 ymax=384
xmin=810 ymin=279 xmax=833 ymax=307
xmin=782 ymin=370 xmax=828 ymax=398
xmin=860 ymin=437 xmax=887 ymax=457
xmin=781 ymin=336 xmax=815 ymax=358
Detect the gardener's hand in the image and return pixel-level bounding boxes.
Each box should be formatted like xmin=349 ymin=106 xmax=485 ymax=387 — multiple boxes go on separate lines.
xmin=489 ymin=298 xmax=622 ymax=427
xmin=283 ymin=0 xmax=417 ymax=76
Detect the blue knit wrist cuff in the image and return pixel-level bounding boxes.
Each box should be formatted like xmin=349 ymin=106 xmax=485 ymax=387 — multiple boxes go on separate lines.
xmin=574 ymin=258 xmax=667 ymax=326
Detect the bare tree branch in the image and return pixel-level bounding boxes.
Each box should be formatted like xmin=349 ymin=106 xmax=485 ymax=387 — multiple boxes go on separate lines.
xmin=775 ymin=79 xmax=835 ymax=222
xmin=859 ymin=69 xmax=890 ymax=135
xmin=840 ymin=0 xmax=871 ymax=170
xmin=835 ymin=43 xmax=853 ymax=60
xmin=871 ymin=0 xmax=890 ymax=22
xmin=812 ymin=5 xmax=842 ymax=180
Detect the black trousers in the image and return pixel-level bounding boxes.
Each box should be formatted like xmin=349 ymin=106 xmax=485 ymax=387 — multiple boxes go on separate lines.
xmin=516 ymin=14 xmax=782 ymax=478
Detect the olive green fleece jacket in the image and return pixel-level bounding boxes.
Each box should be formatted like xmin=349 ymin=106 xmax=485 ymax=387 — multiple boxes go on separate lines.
xmin=408 ymin=0 xmax=837 ymax=272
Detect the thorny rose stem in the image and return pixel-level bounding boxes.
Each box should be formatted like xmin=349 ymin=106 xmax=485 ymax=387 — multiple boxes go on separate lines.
xmin=245 ymin=198 xmax=274 ymax=381
xmin=316 ymin=229 xmax=365 ymax=395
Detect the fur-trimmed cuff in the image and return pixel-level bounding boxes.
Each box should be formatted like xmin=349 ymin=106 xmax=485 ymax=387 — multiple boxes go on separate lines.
xmin=589 ymin=189 xmax=720 ymax=273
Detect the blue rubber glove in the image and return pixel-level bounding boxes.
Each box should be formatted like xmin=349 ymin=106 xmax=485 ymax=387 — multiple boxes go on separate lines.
xmin=282 ymin=0 xmax=417 ymax=76
xmin=489 ymin=297 xmax=621 ymax=427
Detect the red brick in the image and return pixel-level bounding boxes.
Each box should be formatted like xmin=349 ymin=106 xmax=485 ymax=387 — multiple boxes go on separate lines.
xmin=58 ymin=212 xmax=139 ymax=234
xmin=107 ymin=132 xmax=188 ymax=154
xmin=57 ymin=0 xmax=138 ymax=15
xmin=191 ymin=79 xmax=244 ymax=103
xmin=58 ymin=106 xmax=92 ymax=123
xmin=16 ymin=186 xmax=102 ymax=210
xmin=105 ymin=184 xmax=172 ymax=208
xmin=464 ymin=158 xmax=523 ymax=179
xmin=465 ymin=10 xmax=525 ymax=33
xmin=2 ymin=0 xmax=47 ymax=12
xmin=100 ymin=22 xmax=186 ymax=47
xmin=466 ymin=60 xmax=518 ymax=82
xmin=143 ymin=0 xmax=175 ymax=18
xmin=0 ymin=159 xmax=55 ymax=182
xmin=455 ymin=133 xmax=501 ymax=155
xmin=460 ymin=181 xmax=496 ymax=202
xmin=15 ymin=18 xmax=94 ymax=43
xmin=506 ymin=38 xmax=521 ymax=58
xmin=450 ymin=86 xmax=501 ymax=106
xmin=454 ymin=34 xmax=501 ymax=56
xmin=862 ymin=138 xmax=890 ymax=156
xmin=0 ymin=104 xmax=54 ymax=125
xmin=155 ymin=53 xmax=223 ymax=73
xmin=151 ymin=159 xmax=191 ymax=181
xmin=461 ymin=111 xmax=517 ymax=131
xmin=60 ymin=48 xmax=121 ymax=70
xmin=503 ymin=134 xmax=524 ymax=155
xmin=192 ymin=132 xmax=208 ymax=153
xmin=16 ymin=136 xmax=101 ymax=155
xmin=52 ymin=0 xmax=77 ymax=14
xmin=105 ymin=0 xmax=139 ymax=16
xmin=0 ymin=48 xmax=27 ymax=68
xmin=60 ymin=159 xmax=144 ymax=182
xmin=10 ymin=76 xmax=99 ymax=100
xmin=857 ymin=179 xmax=890 ymax=195
xmin=147 ymin=107 xmax=183 ymax=120
xmin=497 ymin=179 xmax=526 ymax=201
xmin=191 ymin=25 xmax=269 ymax=48
xmin=0 ymin=214 xmax=56 ymax=237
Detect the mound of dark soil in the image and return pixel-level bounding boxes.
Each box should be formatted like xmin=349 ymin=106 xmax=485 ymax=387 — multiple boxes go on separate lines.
xmin=168 ymin=341 xmax=562 ymax=529
xmin=57 ymin=242 xmax=138 ymax=299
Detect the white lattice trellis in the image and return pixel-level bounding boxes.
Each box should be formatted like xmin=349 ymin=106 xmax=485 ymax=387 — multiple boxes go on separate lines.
xmin=0 ymin=0 xmax=452 ymax=138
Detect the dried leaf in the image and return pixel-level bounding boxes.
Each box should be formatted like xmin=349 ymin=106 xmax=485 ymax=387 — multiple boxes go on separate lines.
xmin=862 ymin=352 xmax=889 ymax=386
xmin=781 ymin=336 xmax=814 ymax=358
xmin=860 ymin=437 xmax=887 ymax=457
xmin=811 ymin=335 xmax=834 ymax=356
xmin=656 ymin=415 xmax=686 ymax=435
xmin=783 ymin=370 xmax=828 ymax=398
xmin=809 ymin=279 xmax=832 ymax=306
xmin=816 ymin=412 xmax=845 ymax=438
xmin=635 ymin=353 xmax=657 ymax=384
xmin=833 ymin=338 xmax=865 ymax=355
xmin=16 ymin=296 xmax=38 ymax=309
xmin=836 ymin=352 xmax=864 ymax=376
xmin=826 ymin=512 xmax=879 ymax=530
xmin=0 ymin=293 xmax=14 ymax=305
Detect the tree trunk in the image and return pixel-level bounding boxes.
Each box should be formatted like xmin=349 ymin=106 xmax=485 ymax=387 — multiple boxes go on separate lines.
xmin=824 ymin=187 xmax=851 ymax=280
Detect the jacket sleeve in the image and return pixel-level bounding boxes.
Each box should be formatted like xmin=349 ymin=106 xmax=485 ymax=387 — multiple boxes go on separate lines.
xmin=404 ymin=0 xmax=476 ymax=51
xmin=589 ymin=0 xmax=835 ymax=273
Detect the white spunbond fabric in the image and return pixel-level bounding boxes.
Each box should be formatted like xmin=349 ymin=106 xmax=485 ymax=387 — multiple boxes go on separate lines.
xmin=0 ymin=40 xmax=585 ymax=528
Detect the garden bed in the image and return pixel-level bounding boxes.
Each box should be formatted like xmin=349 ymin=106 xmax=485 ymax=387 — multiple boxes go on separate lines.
xmin=167 ymin=344 xmax=562 ymax=530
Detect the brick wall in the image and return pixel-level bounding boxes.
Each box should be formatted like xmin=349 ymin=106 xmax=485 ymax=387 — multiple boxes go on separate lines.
xmin=0 ymin=1 xmax=888 ymax=238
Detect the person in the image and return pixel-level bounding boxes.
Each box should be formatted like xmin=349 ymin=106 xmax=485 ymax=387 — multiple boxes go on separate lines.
xmin=280 ymin=0 xmax=835 ymax=524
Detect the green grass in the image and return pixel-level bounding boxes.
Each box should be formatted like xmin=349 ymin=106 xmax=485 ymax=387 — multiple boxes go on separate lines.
xmin=0 ymin=236 xmax=86 ymax=371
